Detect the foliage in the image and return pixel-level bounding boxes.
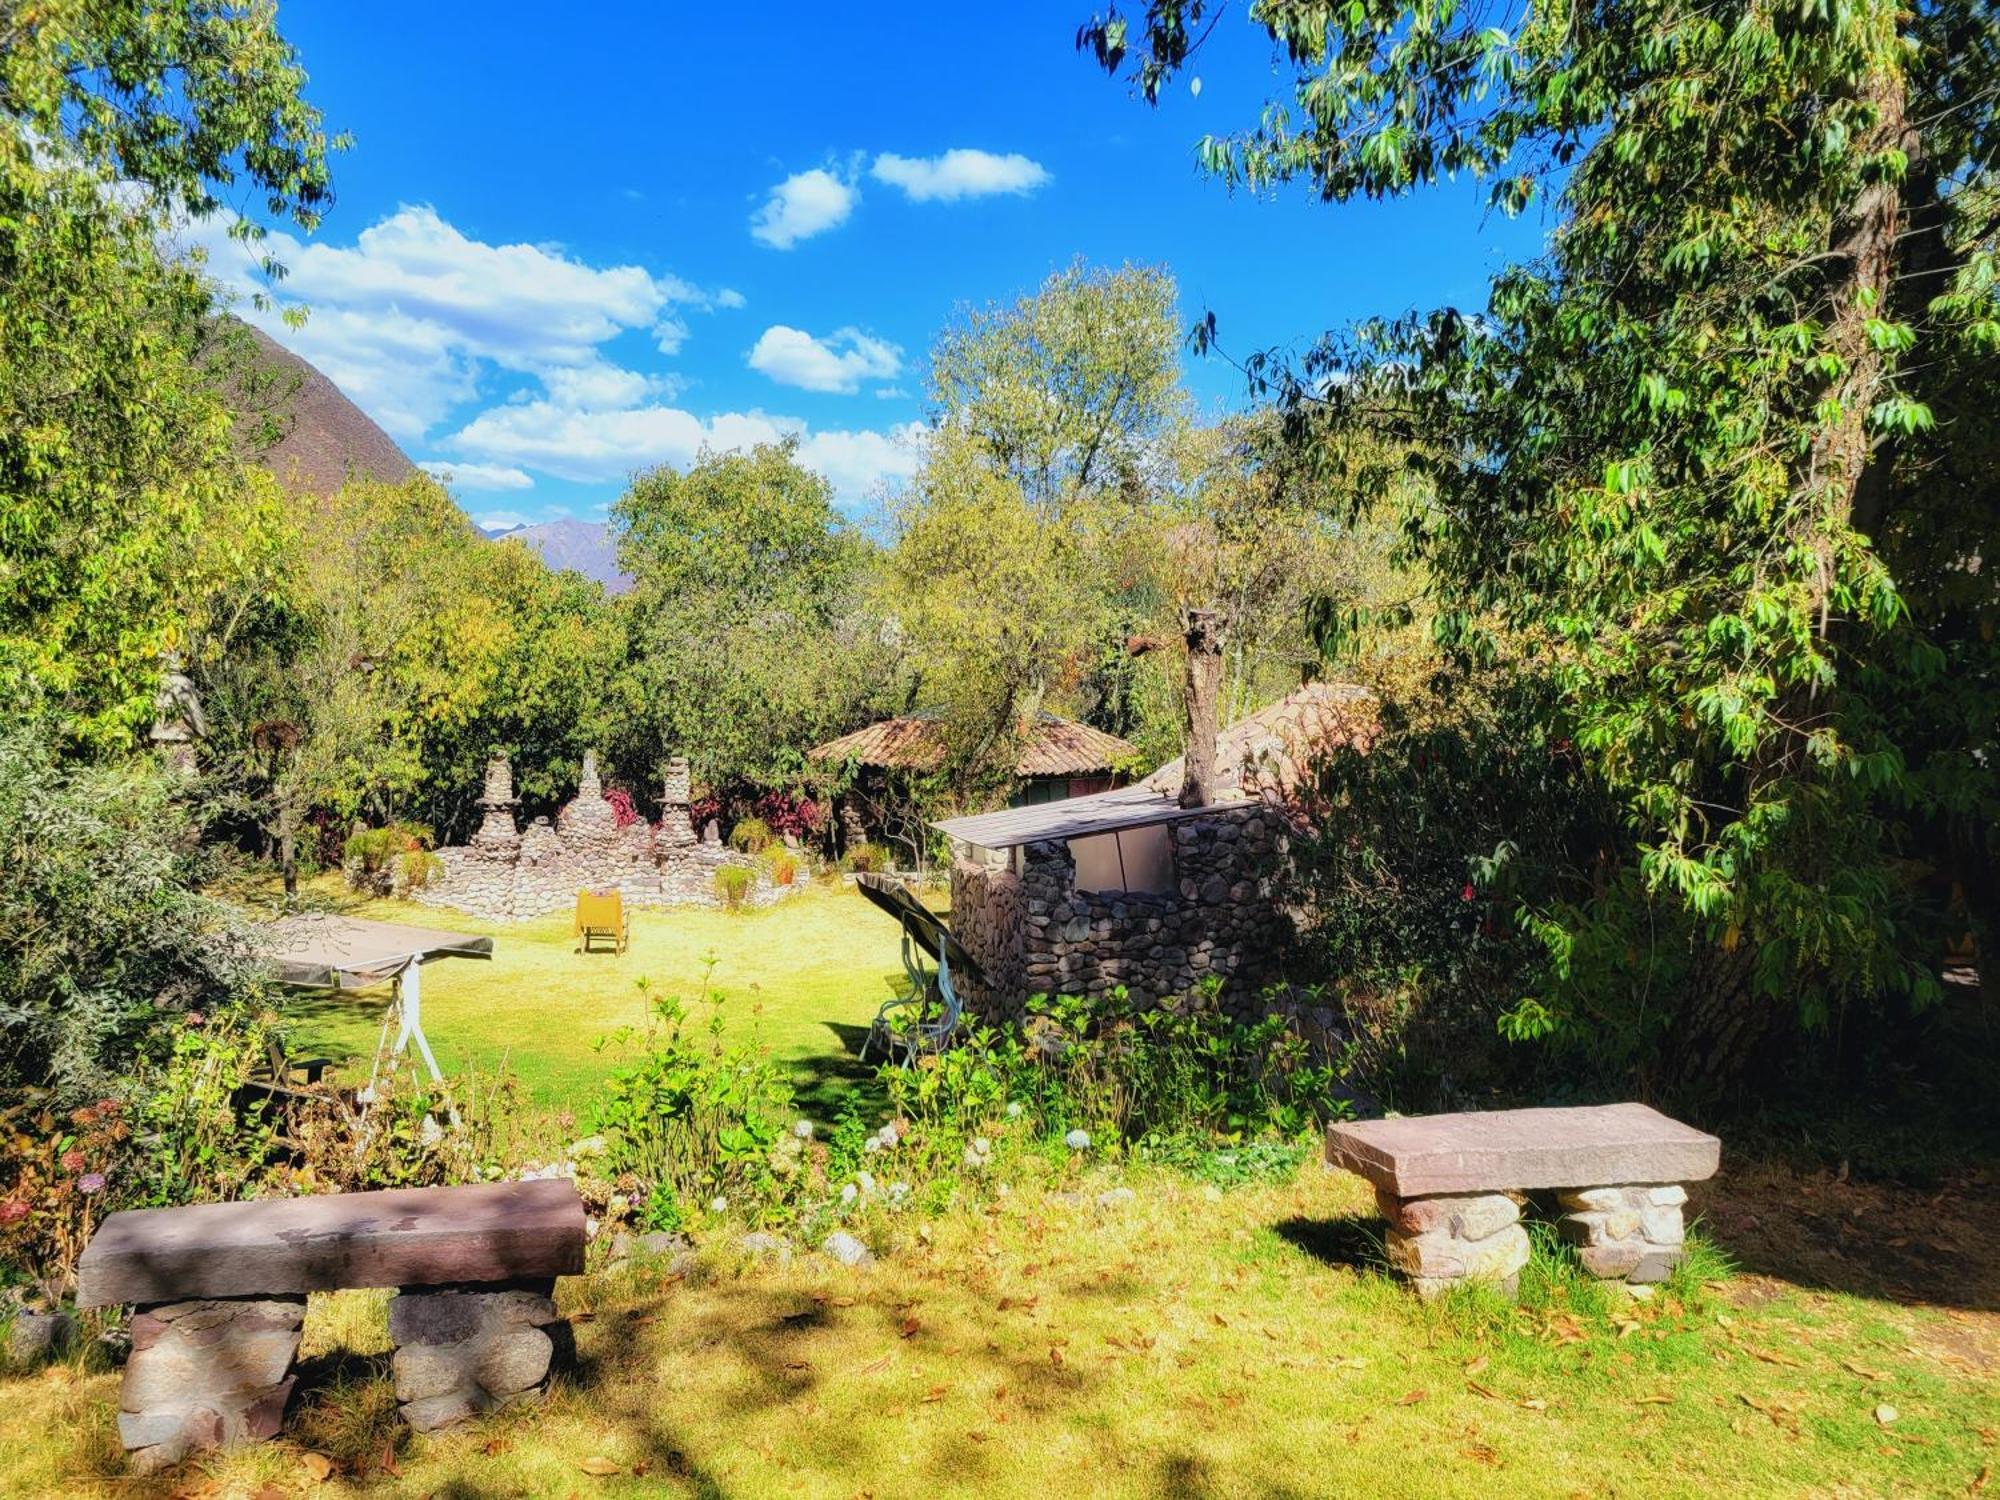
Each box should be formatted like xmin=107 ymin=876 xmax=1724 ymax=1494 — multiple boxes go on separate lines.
xmin=274 ymin=1065 xmax=526 ymax=1195
xmin=728 ymin=816 xmax=775 ymax=855
xmin=591 ymin=978 xmax=796 ymax=1224
xmin=0 ymin=724 xmax=265 ymax=1102
xmin=713 ymin=865 xmax=754 ymax=911
xmin=614 ymin=441 xmax=891 ymax=793
xmin=1088 ymin=0 xmax=2000 ymax=1080
xmin=134 ymin=1007 xmax=280 ymax=1210
xmin=759 ymin=845 xmax=800 ymax=887
xmin=0 ymin=0 xmax=335 ymax=750
xmin=0 ymin=1091 xmax=132 ymax=1300
xmin=841 ymin=841 xmax=893 ymax=875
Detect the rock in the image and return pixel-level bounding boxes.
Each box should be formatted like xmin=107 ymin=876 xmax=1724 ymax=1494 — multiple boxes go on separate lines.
xmin=1645 ymin=1184 xmax=1689 ymax=1207
xmin=403 ymin=1388 xmax=488 ymax=1433
xmin=474 ymin=1327 xmax=554 ymax=1396
xmin=116 ymin=1409 xmax=189 ymax=1449
xmin=739 ymin=1232 xmax=793 ymax=1262
xmin=1557 ymin=1186 xmax=1630 ymax=1213
xmin=1628 ymin=1249 xmax=1682 ymax=1284
xmin=1381 ymin=1191 xmax=1519 ymax=1242
xmin=388 ymin=1292 xmax=486 ymax=1347
xmin=1577 ymin=1243 xmax=1646 ymax=1278
xmin=821 ymin=1232 xmax=875 ymax=1268
xmin=6 ymin=1309 xmax=75 ymax=1366
xmin=1095 ymin=1188 xmax=1136 ymax=1208
xmin=392 ymin=1342 xmax=467 ymax=1403
xmin=1638 ymin=1207 xmax=1685 ymax=1245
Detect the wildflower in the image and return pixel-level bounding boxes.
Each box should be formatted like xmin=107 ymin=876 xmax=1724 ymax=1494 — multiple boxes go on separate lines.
xmin=60 ymin=1150 xmax=85 ymax=1173
xmin=1006 ymin=1102 xmax=1023 ymax=1118
xmin=793 ymin=1120 xmax=814 ymax=1140
xmin=78 ymin=1173 xmax=107 ymax=1195
xmin=1460 ymin=883 xmax=1475 ymax=902
xmin=0 ymin=1199 xmax=29 ymax=1224
xmin=1065 ymin=1129 xmax=1091 ymax=1151
xmin=709 ymin=1196 xmax=728 ymax=1214
xmin=185 ymin=1010 xmax=205 ymax=1025
xmin=840 ymin=1183 xmax=858 ymax=1206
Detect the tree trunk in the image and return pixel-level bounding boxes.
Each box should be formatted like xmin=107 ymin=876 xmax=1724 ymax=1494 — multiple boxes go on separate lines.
xmin=1666 ymin=942 xmax=1782 ymax=1097
xmin=1180 ymin=608 xmax=1224 ymax=809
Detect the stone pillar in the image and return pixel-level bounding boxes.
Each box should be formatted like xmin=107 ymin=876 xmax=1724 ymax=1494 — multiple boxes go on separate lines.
xmin=389 ymin=1280 xmax=568 ymax=1432
xmin=1555 ymin=1184 xmax=1688 ymax=1288
xmin=471 ymin=753 xmax=522 ymax=858
xmin=556 ymin=751 xmax=621 ymax=848
xmin=657 ymin=755 xmax=696 ymax=851
xmin=1378 ymin=1189 xmax=1530 ymax=1299
xmin=118 ymin=1295 xmax=305 ymax=1473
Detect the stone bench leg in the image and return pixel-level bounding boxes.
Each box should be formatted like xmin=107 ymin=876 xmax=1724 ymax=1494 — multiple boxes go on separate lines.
xmin=119 ymin=1295 xmax=305 ymax=1474
xmin=1378 ymin=1189 xmax=1530 ymax=1299
xmin=390 ymin=1280 xmax=569 ymax=1432
xmin=1556 ymin=1184 xmax=1688 ymax=1290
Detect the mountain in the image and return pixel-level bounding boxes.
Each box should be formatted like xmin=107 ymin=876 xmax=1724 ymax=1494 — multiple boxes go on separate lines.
xmin=224 ymin=321 xmax=416 ymax=493
xmin=486 ymin=518 xmax=631 ymax=593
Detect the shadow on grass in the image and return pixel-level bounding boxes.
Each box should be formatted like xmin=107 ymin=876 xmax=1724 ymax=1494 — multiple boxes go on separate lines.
xmin=786 ymin=1020 xmax=889 ymax=1124
xmin=1272 ymin=1214 xmax=1387 ymax=1276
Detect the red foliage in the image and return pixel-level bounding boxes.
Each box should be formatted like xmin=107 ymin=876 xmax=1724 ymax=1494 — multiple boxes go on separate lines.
xmin=604 ymin=786 xmax=642 ymax=829
xmin=752 ymin=789 xmax=825 ymax=840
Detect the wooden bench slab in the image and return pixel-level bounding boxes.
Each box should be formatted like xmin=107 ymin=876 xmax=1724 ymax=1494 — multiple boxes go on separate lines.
xmin=1325 ymin=1103 xmax=1720 ymax=1199
xmin=76 ymin=1180 xmax=585 ymax=1308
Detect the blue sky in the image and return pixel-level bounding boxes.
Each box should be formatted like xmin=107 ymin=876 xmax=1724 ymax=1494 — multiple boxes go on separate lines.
xmin=197 ymin=1 xmax=1551 ymax=526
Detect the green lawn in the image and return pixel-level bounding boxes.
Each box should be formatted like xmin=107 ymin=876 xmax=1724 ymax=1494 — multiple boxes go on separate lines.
xmin=284 ymin=880 xmax=910 ymax=1117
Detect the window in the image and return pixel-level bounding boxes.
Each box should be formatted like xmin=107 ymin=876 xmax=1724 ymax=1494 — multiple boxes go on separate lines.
xmin=1069 ymin=823 xmax=1175 ymax=895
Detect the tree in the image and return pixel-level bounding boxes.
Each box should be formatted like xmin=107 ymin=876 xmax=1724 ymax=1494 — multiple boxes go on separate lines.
xmin=613 ymin=441 xmax=888 ymax=793
xmin=1085 ymin=0 xmax=2000 ymax=1081
xmin=0 ymin=0 xmax=335 ymax=750
xmin=930 ymin=260 xmax=1188 ymax=510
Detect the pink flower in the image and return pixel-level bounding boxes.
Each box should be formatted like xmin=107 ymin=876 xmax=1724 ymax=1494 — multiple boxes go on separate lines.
xmin=185 ymin=1010 xmax=206 ymax=1026
xmin=60 ymin=1150 xmax=85 ymax=1173
xmin=78 ymin=1173 xmax=107 ymax=1195
xmin=1461 ymin=883 xmax=1476 ymax=902
xmin=0 ymin=1199 xmax=29 ymax=1224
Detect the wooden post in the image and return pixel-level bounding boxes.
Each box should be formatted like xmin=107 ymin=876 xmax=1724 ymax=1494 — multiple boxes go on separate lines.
xmin=1181 ymin=608 xmax=1223 ymax=809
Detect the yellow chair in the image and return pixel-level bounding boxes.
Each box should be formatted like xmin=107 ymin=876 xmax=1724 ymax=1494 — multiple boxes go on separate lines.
xmin=573 ymin=888 xmax=629 ymax=955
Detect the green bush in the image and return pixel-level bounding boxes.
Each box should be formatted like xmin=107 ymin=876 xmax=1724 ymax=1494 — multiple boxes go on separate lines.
xmin=714 ymin=865 xmax=754 ymax=910
xmin=728 ymin=816 xmax=774 ymax=854
xmin=0 ymin=724 xmax=266 ymax=1103
xmin=759 ymin=844 xmax=800 ymax=886
xmin=842 ymin=841 xmax=892 ymax=875
xmin=591 ymin=978 xmax=797 ymax=1226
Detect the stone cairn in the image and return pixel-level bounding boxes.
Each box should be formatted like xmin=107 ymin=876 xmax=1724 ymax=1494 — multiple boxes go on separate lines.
xmin=119 ymin=1296 xmax=306 ymax=1474
xmin=389 ymin=1281 xmax=568 ymax=1432
xmin=1378 ymin=1190 xmax=1531 ymax=1298
xmin=416 ymin=750 xmax=785 ymax=920
xmin=1554 ymin=1184 xmax=1688 ymax=1284
xmin=470 ymin=752 xmax=522 ymax=857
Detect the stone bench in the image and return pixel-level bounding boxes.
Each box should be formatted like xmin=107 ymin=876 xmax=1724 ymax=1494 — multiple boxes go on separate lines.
xmin=77 ymin=1179 xmax=585 ymax=1472
xmin=1325 ymin=1103 xmax=1720 ymax=1299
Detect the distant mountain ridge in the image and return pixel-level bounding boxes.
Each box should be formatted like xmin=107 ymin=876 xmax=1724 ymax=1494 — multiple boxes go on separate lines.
xmin=223 ymin=321 xmax=630 ymax=593
xmin=482 ymin=518 xmax=631 ymax=593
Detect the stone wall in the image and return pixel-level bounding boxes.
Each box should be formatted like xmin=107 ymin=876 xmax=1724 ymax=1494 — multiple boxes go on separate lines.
xmin=949 ymin=803 xmax=1289 ymax=1021
xmin=410 ymin=752 xmax=795 ymax=923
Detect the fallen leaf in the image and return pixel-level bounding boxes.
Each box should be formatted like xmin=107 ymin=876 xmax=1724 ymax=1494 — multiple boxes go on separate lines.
xmin=1843 ymin=1359 xmax=1886 ymax=1381
xmin=1968 ymin=1463 xmax=1989 ymax=1495
xmin=899 ymin=1317 xmax=921 ymax=1339
xmin=1398 ymin=1389 xmax=1428 ymax=1406
xmin=481 ymin=1438 xmax=512 ymax=1456
xmin=1461 ymin=1441 xmax=1500 ymax=1466
xmin=1466 ymin=1380 xmax=1503 ymax=1401
xmin=968 ymin=1431 xmax=989 ymax=1443
xmin=785 ymin=1360 xmax=811 ymax=1371
xmin=1050 ymin=1346 xmax=1065 ymax=1368
xmin=579 ymin=1457 xmax=623 ymax=1477
xmin=299 ymin=1452 xmax=334 ymax=1482
xmin=921 ymin=1385 xmax=948 ymax=1403
xmin=1633 ymin=1394 xmax=1675 ymax=1406
xmin=1463 ymin=1355 xmax=1489 ymax=1375
xmin=1518 ymin=1398 xmax=1548 ymax=1412
xmin=860 ymin=1355 xmax=891 ymax=1374
xmin=376 ymin=1442 xmax=401 ymax=1478
xmin=1211 ymin=1311 xmax=1230 ymax=1328
xmin=1876 ymin=1404 xmax=1901 ymax=1426
xmin=252 ymin=1487 xmax=286 ymax=1500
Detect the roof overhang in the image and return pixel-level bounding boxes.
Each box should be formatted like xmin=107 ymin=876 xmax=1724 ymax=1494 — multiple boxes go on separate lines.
xmin=931 ymin=785 xmax=1260 ymax=852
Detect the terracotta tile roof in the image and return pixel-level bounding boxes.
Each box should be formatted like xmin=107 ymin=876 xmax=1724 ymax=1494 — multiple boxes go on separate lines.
xmin=811 ymin=712 xmax=1138 ymax=777
xmin=1142 ymin=682 xmax=1376 ymax=802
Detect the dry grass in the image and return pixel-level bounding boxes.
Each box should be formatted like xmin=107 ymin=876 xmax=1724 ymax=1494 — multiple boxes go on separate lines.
xmin=4 ymin=1162 xmax=1994 ymax=1499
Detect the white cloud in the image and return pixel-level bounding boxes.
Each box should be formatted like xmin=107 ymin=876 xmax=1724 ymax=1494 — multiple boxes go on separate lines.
xmin=447 ymin=400 xmax=921 ymax=506
xmin=869 ymin=149 xmax=1049 ymax=203
xmin=797 ymin=420 xmax=927 ymax=503
xmin=418 ymin=460 xmax=535 ymax=492
xmin=750 ymin=168 xmax=856 ymax=249
xmin=747 ymin=325 xmax=901 ymax=394
xmin=181 ymin=204 xmax=731 ymax=438
xmin=538 ymin=361 xmax=660 ymax=411
xmin=715 ymin=288 xmax=748 ymax=310
xmin=472 ymin=510 xmax=536 ymax=531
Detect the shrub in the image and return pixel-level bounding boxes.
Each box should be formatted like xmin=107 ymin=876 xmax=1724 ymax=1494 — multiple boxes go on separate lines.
xmin=270 ymin=1063 xmax=528 ymax=1195
xmin=0 ymin=1090 xmax=134 ymax=1301
xmin=760 ymin=845 xmax=800 ymax=886
xmin=591 ymin=977 xmax=796 ymax=1225
xmin=136 ymin=1008 xmax=281 ymax=1209
xmin=714 ymin=865 xmax=754 ymax=910
xmin=843 ymin=841 xmax=892 ymax=875
xmin=604 ymin=786 xmax=642 ymax=828
xmin=0 ymin=724 xmax=266 ymax=1103
xmin=728 ymin=816 xmax=774 ymax=854
xmin=749 ymin=789 xmax=825 ymax=842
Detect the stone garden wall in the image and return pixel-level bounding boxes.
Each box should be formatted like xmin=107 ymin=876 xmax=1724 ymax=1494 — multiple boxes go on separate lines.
xmin=950 ymin=803 xmax=1290 ymax=1021
xmin=409 ymin=752 xmax=794 ymax=922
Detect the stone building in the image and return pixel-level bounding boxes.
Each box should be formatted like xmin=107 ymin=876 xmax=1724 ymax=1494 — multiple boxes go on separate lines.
xmin=413 ymin=752 xmax=785 ymax=922
xmin=938 ymin=683 xmax=1375 ymax=1019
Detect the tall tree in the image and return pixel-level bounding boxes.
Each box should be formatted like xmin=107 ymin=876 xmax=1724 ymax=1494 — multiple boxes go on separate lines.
xmin=614 ymin=441 xmax=888 ymax=792
xmin=0 ymin=0 xmax=336 ymax=749
xmin=1085 ymin=0 xmax=2000 ymax=1080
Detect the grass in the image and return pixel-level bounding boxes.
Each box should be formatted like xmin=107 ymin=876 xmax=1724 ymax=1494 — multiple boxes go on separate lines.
xmin=3 ymin=1160 xmax=1994 ymax=1498
xmin=282 ymin=878 xmax=908 ymax=1117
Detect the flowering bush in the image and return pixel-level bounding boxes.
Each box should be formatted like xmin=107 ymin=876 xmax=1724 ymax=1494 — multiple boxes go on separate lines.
xmin=750 ymin=789 xmax=824 ymax=842
xmin=0 ymin=1091 xmax=134 ymax=1299
xmin=604 ymin=786 xmax=642 ymax=828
